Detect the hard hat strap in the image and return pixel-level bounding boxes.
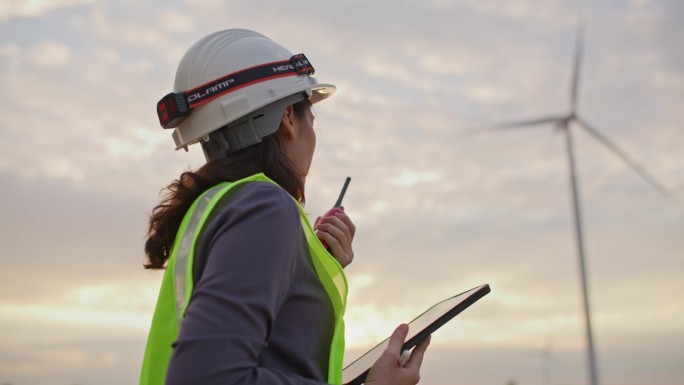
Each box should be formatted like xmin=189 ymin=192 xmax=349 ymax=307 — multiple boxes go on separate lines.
xmin=157 ymin=54 xmax=315 ymax=129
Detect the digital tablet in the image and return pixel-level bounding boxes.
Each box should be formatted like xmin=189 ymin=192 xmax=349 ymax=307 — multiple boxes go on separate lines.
xmin=342 ymin=283 xmax=491 ymax=385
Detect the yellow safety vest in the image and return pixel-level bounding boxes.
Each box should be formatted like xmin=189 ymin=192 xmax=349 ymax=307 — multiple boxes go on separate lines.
xmin=139 ymin=173 xmax=347 ymax=385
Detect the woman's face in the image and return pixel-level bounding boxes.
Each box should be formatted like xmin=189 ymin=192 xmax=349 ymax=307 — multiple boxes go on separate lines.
xmin=280 ymin=102 xmax=316 ymax=178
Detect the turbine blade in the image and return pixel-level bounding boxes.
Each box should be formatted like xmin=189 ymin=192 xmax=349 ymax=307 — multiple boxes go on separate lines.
xmin=489 ymin=116 xmax=566 ymax=129
xmin=458 ymin=116 xmax=565 ymax=139
xmin=570 ymin=23 xmax=584 ymax=114
xmin=576 ymin=117 xmax=673 ymax=201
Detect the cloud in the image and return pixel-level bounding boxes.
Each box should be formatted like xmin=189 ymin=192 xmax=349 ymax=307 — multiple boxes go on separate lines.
xmin=0 ymin=173 xmax=159 ymax=301
xmin=0 ymin=327 xmax=145 ymax=385
xmin=156 ymin=8 xmax=195 ymax=33
xmin=389 ymin=169 xmax=441 ymax=188
xmin=0 ymin=282 xmax=157 ymax=330
xmin=0 ymin=0 xmax=96 ymax=20
xmin=0 ymin=43 xmax=20 ymax=58
xmin=25 ymin=40 xmax=72 ymax=68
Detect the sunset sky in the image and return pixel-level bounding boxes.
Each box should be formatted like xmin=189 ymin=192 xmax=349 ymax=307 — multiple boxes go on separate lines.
xmin=1 ymin=1 xmax=682 ymax=384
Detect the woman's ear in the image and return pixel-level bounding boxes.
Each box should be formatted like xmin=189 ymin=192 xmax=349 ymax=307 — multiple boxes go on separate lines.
xmin=278 ymin=105 xmax=297 ymax=140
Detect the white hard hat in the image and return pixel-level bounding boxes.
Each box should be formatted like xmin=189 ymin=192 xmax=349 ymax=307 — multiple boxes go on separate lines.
xmin=156 ymin=29 xmax=336 ymax=150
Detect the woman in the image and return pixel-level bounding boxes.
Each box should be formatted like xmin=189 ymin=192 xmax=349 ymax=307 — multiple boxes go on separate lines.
xmin=140 ymin=29 xmax=430 ymax=385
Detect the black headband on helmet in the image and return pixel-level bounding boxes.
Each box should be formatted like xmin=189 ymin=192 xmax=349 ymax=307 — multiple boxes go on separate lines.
xmin=157 ymin=54 xmax=315 ymax=129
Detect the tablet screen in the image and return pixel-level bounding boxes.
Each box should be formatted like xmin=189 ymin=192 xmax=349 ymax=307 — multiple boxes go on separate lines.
xmin=342 ymin=284 xmax=490 ymax=385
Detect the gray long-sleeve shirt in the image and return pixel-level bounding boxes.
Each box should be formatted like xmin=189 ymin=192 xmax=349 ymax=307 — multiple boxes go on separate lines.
xmin=165 ymin=181 xmax=335 ymax=385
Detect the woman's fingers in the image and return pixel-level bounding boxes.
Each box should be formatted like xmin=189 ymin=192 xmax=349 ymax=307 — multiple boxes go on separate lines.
xmin=404 ymin=335 xmax=430 ymax=370
xmin=314 ymin=212 xmax=354 ymax=240
xmin=315 ymin=230 xmax=353 ymax=266
xmin=386 ymin=324 xmax=409 ymax=357
xmin=365 ymin=324 xmax=429 ymax=385
xmin=334 ymin=211 xmax=356 ymax=239
xmin=316 ymin=216 xmax=351 ymax=249
xmin=314 ymin=211 xmax=356 ymax=267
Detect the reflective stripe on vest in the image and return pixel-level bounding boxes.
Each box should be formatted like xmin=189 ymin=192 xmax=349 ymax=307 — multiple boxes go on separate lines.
xmin=173 ymin=183 xmax=226 ymax=325
xmin=139 ymin=173 xmax=347 ymax=385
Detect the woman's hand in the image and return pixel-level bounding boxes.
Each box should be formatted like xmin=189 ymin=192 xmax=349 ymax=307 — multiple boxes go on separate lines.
xmin=314 ymin=208 xmax=355 ymax=267
xmin=364 ymin=324 xmax=431 ymax=385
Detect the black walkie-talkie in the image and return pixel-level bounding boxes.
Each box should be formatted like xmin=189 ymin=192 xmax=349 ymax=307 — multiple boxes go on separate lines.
xmin=333 ymin=177 xmax=351 ymax=208
xmin=320 ymin=177 xmax=351 ymax=252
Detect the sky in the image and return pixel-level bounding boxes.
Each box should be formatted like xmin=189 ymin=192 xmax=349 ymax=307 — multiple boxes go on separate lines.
xmin=0 ymin=0 xmax=682 ymax=384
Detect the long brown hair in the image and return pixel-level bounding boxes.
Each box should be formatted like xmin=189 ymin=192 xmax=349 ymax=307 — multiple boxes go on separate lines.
xmin=144 ymin=103 xmax=309 ymax=270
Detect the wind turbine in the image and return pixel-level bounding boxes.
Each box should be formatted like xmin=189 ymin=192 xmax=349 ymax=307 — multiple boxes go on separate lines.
xmin=525 ymin=334 xmax=562 ymax=385
xmin=485 ymin=24 xmax=672 ymax=385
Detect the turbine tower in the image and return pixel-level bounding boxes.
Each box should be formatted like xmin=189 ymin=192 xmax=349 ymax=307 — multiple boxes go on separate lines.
xmin=487 ymin=24 xmax=671 ymax=385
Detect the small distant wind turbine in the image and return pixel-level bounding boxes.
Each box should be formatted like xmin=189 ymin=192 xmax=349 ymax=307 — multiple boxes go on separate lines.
xmin=485 ymin=24 xmax=672 ymax=385
xmin=533 ymin=335 xmax=564 ymax=385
